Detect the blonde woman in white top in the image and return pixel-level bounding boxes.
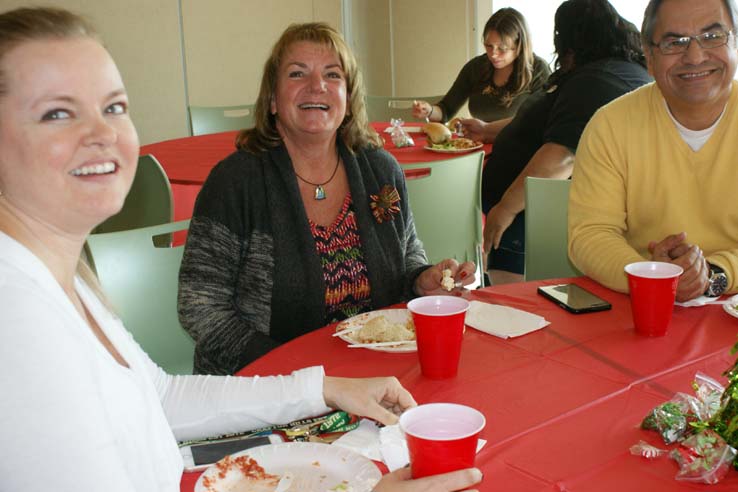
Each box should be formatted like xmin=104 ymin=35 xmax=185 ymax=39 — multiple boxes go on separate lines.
xmin=0 ymin=7 xmax=481 ymax=492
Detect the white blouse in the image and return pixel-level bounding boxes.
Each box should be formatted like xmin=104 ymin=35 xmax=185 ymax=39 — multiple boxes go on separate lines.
xmin=0 ymin=232 xmax=331 ymax=492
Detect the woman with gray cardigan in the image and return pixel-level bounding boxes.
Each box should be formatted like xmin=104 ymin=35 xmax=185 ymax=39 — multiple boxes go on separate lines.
xmin=178 ymin=23 xmax=476 ymax=376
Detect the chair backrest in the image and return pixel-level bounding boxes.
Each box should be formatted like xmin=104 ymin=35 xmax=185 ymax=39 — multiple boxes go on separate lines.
xmin=524 ymin=177 xmax=582 ymax=281
xmin=94 ymin=154 xmax=173 ymax=244
xmin=85 ymin=220 xmax=194 ymax=374
xmin=189 ymin=104 xmax=255 ymax=136
xmin=365 ymin=95 xmax=442 ymax=122
xmin=402 ymin=151 xmax=484 ymax=283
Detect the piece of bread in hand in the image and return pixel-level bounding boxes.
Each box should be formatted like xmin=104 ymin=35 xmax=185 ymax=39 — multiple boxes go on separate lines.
xmin=422 ymin=122 xmax=452 ymax=144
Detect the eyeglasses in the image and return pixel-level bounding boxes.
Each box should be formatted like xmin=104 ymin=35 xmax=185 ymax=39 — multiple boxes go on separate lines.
xmin=652 ymin=29 xmax=734 ymax=55
xmin=484 ymin=43 xmax=513 ymax=54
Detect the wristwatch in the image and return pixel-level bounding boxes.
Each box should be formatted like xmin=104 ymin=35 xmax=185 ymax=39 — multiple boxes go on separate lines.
xmin=705 ymin=263 xmax=728 ymax=297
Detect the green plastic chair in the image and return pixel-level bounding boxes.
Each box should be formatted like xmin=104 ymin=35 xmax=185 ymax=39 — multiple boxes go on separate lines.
xmin=365 ymin=95 xmax=442 ymax=122
xmin=85 ymin=220 xmax=195 ymax=375
xmin=402 ymin=151 xmax=484 ymax=283
xmin=524 ymin=177 xmax=582 ymax=281
xmin=189 ymin=104 xmax=255 ymax=136
xmin=94 ymin=154 xmax=173 ymax=247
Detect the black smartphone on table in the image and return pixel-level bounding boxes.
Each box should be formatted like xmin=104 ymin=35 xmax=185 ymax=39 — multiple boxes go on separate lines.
xmin=180 ymin=433 xmax=283 ymax=471
xmin=537 ymin=283 xmax=612 ymax=314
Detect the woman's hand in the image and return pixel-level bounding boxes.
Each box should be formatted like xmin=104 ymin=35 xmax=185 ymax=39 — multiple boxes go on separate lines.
xmin=414 ymin=259 xmax=476 ymax=295
xmin=483 ymin=203 xmax=517 ymax=254
xmin=374 ymin=467 xmax=483 ymax=492
xmin=412 ymin=100 xmax=437 ymax=121
xmin=457 ymin=118 xmax=486 ymax=142
xmin=323 ymin=376 xmax=417 ymax=425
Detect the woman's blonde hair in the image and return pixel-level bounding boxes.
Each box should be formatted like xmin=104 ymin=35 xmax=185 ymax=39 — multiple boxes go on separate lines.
xmin=236 ymin=22 xmax=382 ymax=153
xmin=482 ymin=8 xmax=536 ymax=108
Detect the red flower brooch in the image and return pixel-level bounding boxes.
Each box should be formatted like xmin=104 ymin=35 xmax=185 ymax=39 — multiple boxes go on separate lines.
xmin=370 ymin=185 xmax=401 ymax=223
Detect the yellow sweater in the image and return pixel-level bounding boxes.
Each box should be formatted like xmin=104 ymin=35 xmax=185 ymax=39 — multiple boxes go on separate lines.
xmin=568 ymin=81 xmax=738 ymax=294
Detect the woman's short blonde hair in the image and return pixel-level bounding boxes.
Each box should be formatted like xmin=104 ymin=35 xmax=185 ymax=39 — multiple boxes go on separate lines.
xmin=236 ymin=22 xmax=382 ymax=153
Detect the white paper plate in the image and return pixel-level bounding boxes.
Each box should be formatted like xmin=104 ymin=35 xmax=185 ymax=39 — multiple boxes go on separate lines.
xmin=722 ymin=294 xmax=738 ymax=319
xmin=424 ymin=143 xmax=484 ymax=154
xmin=335 ymin=309 xmax=416 ymax=352
xmin=195 ymin=442 xmax=381 ymax=492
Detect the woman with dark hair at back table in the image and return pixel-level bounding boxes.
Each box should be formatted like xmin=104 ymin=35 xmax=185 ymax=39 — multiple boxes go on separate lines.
xmin=412 ymin=7 xmax=550 ymax=139
xmin=0 ymin=7 xmax=482 ymax=492
xmin=178 ymin=22 xmax=476 ymax=376
xmin=460 ymin=0 xmax=652 ymax=285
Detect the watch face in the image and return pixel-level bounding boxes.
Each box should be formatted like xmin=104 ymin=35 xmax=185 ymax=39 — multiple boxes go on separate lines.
xmin=709 ymin=273 xmax=728 ymax=297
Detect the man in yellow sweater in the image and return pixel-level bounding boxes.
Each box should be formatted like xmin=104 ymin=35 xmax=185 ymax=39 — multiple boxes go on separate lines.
xmin=568 ymin=0 xmax=738 ymax=302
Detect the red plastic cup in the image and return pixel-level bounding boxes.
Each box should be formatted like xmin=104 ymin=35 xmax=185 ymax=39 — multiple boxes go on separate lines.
xmin=400 ymin=403 xmax=486 ymax=478
xmin=407 ymin=296 xmax=470 ymax=378
xmin=624 ymin=261 xmax=683 ymax=336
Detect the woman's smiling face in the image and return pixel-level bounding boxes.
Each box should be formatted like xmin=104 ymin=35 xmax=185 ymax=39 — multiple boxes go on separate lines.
xmin=271 ymin=41 xmax=348 ymax=143
xmin=0 ymin=37 xmax=139 ymax=235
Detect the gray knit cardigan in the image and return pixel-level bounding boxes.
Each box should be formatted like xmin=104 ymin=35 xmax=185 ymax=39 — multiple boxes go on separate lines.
xmin=177 ymin=138 xmax=430 ymax=375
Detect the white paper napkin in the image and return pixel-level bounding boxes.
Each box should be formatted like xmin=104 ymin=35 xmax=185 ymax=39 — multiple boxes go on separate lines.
xmin=379 ymin=424 xmax=487 ymax=471
xmin=464 ymin=300 xmax=550 ymax=339
xmin=334 ymin=420 xmax=487 ymax=471
xmin=331 ymin=419 xmax=382 ymax=461
xmin=675 ymin=295 xmax=721 ymax=307
xmin=379 ymin=424 xmax=409 ymax=471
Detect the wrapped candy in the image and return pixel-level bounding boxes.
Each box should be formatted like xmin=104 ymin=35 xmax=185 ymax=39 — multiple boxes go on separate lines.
xmin=692 ymin=372 xmax=725 ymax=421
xmin=641 ymin=394 xmax=700 ymax=444
xmin=671 ymin=429 xmax=737 ymax=484
xmin=629 ymin=440 xmax=668 ymax=459
xmin=636 ymin=341 xmax=738 ymax=481
xmin=389 ymin=118 xmax=414 ymax=148
xmin=641 ymin=373 xmax=726 ymax=445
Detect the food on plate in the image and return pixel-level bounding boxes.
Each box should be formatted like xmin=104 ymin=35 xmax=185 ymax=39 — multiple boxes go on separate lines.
xmin=354 ymin=315 xmax=415 ymax=343
xmin=201 ymin=454 xmax=280 ymax=492
xmin=422 ymin=122 xmax=452 ymax=144
xmin=428 ymin=137 xmax=482 ymax=151
xmin=441 ymin=269 xmax=455 ymax=291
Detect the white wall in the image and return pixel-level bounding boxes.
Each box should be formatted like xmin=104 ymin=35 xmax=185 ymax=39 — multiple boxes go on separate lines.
xmin=0 ymin=0 xmax=343 ymax=145
xmin=0 ymin=0 xmax=189 ymax=146
xmin=178 ymin=0 xmax=344 ymax=133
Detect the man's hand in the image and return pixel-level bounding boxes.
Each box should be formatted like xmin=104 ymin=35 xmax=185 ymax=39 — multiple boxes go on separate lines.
xmin=648 ymin=232 xmax=709 ymax=301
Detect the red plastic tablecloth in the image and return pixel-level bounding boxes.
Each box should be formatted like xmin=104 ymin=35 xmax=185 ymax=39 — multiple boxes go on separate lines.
xmin=139 ymin=123 xmax=491 ymax=221
xmin=179 ymin=277 xmax=738 ymax=492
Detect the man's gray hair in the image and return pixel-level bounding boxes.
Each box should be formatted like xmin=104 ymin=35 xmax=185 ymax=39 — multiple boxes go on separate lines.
xmin=641 ymin=0 xmax=738 ymax=50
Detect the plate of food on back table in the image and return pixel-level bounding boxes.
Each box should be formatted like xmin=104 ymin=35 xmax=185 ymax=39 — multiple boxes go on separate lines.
xmin=424 ymin=138 xmax=484 ymax=154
